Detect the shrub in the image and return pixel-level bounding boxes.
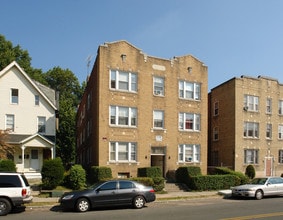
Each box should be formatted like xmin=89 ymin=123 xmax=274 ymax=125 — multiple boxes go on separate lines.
xmin=214 ymin=167 xmax=249 ymax=185
xmin=88 ymin=166 xmax=112 ymax=184
xmin=0 ymin=159 xmax=16 ymax=172
xmin=137 ymin=167 xmax=162 ymax=178
xmin=67 ymin=164 xmax=86 ymax=190
xmin=41 ymin=158 xmax=65 ymax=190
xmin=245 ymin=165 xmax=256 ymax=179
xmin=130 ymin=177 xmax=154 ymax=186
xmin=175 ymin=166 xmax=202 ymax=183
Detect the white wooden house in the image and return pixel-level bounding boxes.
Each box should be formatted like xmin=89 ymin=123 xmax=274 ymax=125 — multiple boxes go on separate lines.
xmin=0 ymin=61 xmax=58 ymax=179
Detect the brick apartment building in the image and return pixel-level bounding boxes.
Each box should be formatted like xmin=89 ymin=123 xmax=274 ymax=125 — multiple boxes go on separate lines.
xmin=208 ymin=75 xmax=283 ymax=177
xmin=76 ymin=40 xmax=208 ymax=178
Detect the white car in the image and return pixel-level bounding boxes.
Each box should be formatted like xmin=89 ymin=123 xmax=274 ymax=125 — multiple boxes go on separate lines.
xmin=0 ymin=172 xmax=33 ymax=216
xmin=231 ymin=177 xmax=283 ymax=200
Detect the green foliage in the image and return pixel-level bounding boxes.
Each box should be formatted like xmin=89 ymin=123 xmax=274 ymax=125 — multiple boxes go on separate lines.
xmin=65 ymin=164 xmax=86 ymax=190
xmin=245 ymin=165 xmax=256 ymax=179
xmin=130 ymin=177 xmax=154 ymax=186
xmin=41 ymin=158 xmax=65 ymax=190
xmin=0 ymin=159 xmax=16 ymax=172
xmin=137 ymin=167 xmax=162 ymax=178
xmin=214 ymin=167 xmax=249 ymax=184
xmin=175 ymin=166 xmax=202 ymax=183
xmin=88 ymin=166 xmax=112 ymax=184
xmin=188 ymin=175 xmax=241 ymax=191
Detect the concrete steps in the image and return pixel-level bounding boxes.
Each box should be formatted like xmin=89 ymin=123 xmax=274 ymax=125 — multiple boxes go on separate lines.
xmin=164 ymin=182 xmax=189 ymax=193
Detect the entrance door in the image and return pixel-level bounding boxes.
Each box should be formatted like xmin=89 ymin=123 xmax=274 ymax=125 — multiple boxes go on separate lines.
xmin=30 ymin=149 xmax=39 ymax=171
xmin=151 ymin=146 xmax=166 ymax=177
xmin=265 ymin=157 xmax=273 ymax=176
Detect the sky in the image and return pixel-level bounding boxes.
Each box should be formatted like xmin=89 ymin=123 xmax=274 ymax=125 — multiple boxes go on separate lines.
xmin=1 ymin=0 xmax=283 ymax=90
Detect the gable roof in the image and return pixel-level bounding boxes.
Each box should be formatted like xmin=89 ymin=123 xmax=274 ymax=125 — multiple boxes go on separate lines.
xmin=0 ymin=61 xmax=57 ymax=110
xmin=7 ymin=133 xmax=55 ymax=147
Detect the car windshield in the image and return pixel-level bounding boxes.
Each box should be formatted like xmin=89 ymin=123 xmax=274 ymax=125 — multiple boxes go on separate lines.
xmin=88 ymin=181 xmax=105 ymax=190
xmin=251 ymin=178 xmax=267 ymax=185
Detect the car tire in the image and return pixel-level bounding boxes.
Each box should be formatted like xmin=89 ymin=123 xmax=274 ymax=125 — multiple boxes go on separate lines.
xmin=255 ymin=190 xmax=263 ymax=200
xmin=133 ymin=196 xmax=145 ymax=209
xmin=0 ymin=198 xmax=12 ymax=216
xmin=76 ymin=198 xmax=90 ymax=212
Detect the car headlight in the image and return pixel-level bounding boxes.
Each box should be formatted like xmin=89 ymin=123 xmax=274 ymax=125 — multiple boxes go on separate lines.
xmin=62 ymin=194 xmax=74 ymax=200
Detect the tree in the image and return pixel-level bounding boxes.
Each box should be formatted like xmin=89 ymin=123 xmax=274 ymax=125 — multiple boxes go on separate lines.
xmin=44 ymin=67 xmax=84 ymax=166
xmin=0 ymin=129 xmax=14 ymax=159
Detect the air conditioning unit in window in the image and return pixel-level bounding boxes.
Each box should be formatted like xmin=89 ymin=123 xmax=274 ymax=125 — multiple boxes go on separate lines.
xmin=243 ymin=106 xmax=248 ymax=111
xmin=154 ymin=91 xmax=161 ymax=96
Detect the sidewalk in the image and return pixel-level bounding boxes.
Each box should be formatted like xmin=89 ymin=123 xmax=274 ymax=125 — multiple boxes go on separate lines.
xmin=30 ymin=190 xmax=232 ymax=205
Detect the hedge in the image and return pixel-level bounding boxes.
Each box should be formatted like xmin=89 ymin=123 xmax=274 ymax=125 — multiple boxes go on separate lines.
xmin=88 ymin=166 xmax=112 ymax=184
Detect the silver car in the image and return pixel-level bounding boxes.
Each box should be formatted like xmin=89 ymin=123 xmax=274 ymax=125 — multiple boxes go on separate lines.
xmin=231 ymin=177 xmax=283 ymax=200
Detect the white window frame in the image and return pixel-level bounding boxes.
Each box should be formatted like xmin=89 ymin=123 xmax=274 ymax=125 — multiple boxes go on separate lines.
xmin=266 ymin=98 xmax=272 ymax=114
xmin=179 ymin=113 xmax=201 ymax=131
xmin=279 ymin=150 xmax=283 ymax=164
xmin=213 ymin=127 xmax=219 ymax=141
xmin=153 ymin=110 xmax=164 ymax=129
xmin=179 ymin=81 xmax=201 ymax=100
xmin=279 ymin=125 xmax=283 ymax=140
xmin=110 ymin=70 xmax=137 ymax=92
xmin=244 ymin=95 xmax=259 ymax=112
xmin=266 ymin=123 xmax=272 ymax=139
xmin=178 ymin=144 xmax=200 ymax=163
xmin=110 ymin=106 xmax=137 ymax=127
xmin=279 ymin=100 xmax=283 ymax=115
xmin=38 ymin=116 xmax=46 ymax=133
xmin=109 ymin=142 xmax=137 ymax=162
xmin=35 ymin=95 xmax=40 ymax=106
xmin=11 ymin=88 xmax=19 ymax=104
xmin=6 ymin=114 xmax=15 ymax=131
xmin=153 ymin=76 xmax=164 ymax=96
xmin=244 ymin=149 xmax=259 ymax=164
xmin=214 ymin=102 xmax=219 ymax=116
xmin=244 ymin=122 xmax=259 ymax=138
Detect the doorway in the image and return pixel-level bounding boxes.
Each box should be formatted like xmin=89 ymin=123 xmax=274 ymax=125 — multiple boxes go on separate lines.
xmin=151 ymin=146 xmax=166 ymax=177
xmin=265 ymin=157 xmax=273 ymax=176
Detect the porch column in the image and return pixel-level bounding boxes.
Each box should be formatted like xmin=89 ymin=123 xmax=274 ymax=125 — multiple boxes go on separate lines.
xmin=50 ymin=147 xmax=54 ymax=159
xmin=21 ymin=145 xmax=26 ymax=172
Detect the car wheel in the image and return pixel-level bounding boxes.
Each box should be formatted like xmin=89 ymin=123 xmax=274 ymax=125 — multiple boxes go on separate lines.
xmin=76 ymin=198 xmax=90 ymax=212
xmin=133 ymin=196 xmax=145 ymax=209
xmin=255 ymin=190 xmax=263 ymax=200
xmin=0 ymin=198 xmax=12 ymax=216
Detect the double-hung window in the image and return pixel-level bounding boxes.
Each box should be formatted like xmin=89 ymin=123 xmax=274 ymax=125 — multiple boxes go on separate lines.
xmin=279 ymin=150 xmax=283 ymax=164
xmin=38 ymin=116 xmax=46 ymax=133
xmin=179 ymin=113 xmax=201 ymax=131
xmin=178 ymin=144 xmax=200 ymax=163
xmin=11 ymin=88 xmax=19 ymax=104
xmin=6 ymin=114 xmax=15 ymax=131
xmin=109 ymin=142 xmax=137 ymax=162
xmin=179 ymin=81 xmax=201 ymax=100
xmin=244 ymin=122 xmax=259 ymax=138
xmin=266 ymin=124 xmax=272 ymax=139
xmin=279 ymin=125 xmax=283 ymax=139
xmin=35 ymin=95 xmax=40 ymax=106
xmin=214 ymin=102 xmax=219 ymax=116
xmin=266 ymin=98 xmax=272 ymax=114
xmin=153 ymin=76 xmax=164 ymax=96
xmin=110 ymin=106 xmax=137 ymax=127
xmin=153 ymin=110 xmax=164 ymax=129
xmin=244 ymin=149 xmax=259 ymax=164
xmin=244 ymin=95 xmax=259 ymax=112
xmin=110 ymin=70 xmax=137 ymax=92
xmin=279 ymin=101 xmax=283 ymax=115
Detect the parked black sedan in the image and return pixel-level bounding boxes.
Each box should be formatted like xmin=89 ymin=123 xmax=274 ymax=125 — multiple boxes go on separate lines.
xmin=59 ymin=180 xmax=156 ymax=212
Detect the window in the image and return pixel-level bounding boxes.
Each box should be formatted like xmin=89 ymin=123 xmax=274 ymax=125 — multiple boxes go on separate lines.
xmin=179 ymin=81 xmax=201 ymax=100
xmin=279 ymin=150 xmax=283 ymax=163
xmin=266 ymin=98 xmax=272 ymax=114
xmin=279 ymin=100 xmax=283 ymax=115
xmin=35 ymin=95 xmax=39 ymax=106
xmin=110 ymin=106 xmax=137 ymax=127
xmin=100 ymin=181 xmax=117 ymax=191
xmin=109 ymin=142 xmax=137 ymax=162
xmin=38 ymin=116 xmax=46 ymax=133
xmin=178 ymin=144 xmax=200 ymax=163
xmin=279 ymin=125 xmax=283 ymax=140
xmin=110 ymin=70 xmax=137 ymax=92
xmin=153 ymin=77 xmax=164 ymax=96
xmin=266 ymin=124 xmax=272 ymax=139
xmin=244 ymin=149 xmax=259 ymax=164
xmin=244 ymin=122 xmax=259 ymax=138
xmin=153 ymin=110 xmax=164 ymax=129
xmin=214 ymin=102 xmax=219 ymax=116
xmin=119 ymin=181 xmax=135 ymax=189
xmin=244 ymin=95 xmax=259 ymax=111
xmin=6 ymin=115 xmax=15 ymax=131
xmin=213 ymin=127 xmax=219 ymax=141
xmin=179 ymin=113 xmax=201 ymax=131
xmin=11 ymin=89 xmax=19 ymax=104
